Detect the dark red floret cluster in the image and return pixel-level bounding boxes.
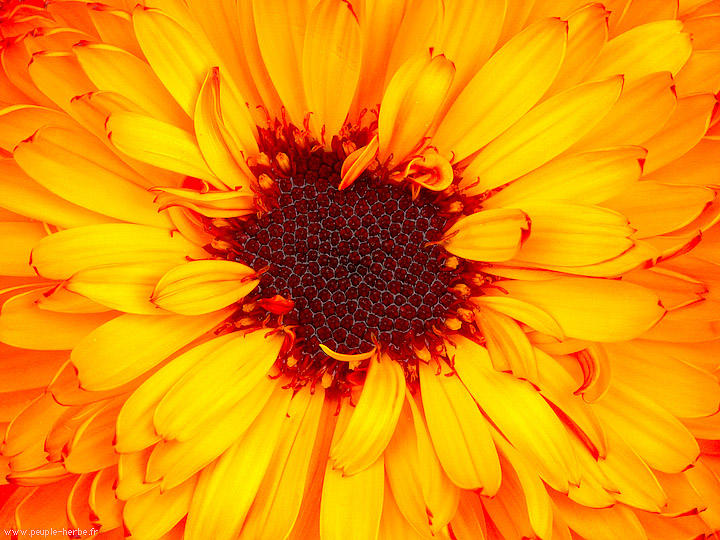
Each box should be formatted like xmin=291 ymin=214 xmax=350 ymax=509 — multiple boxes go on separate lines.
xmin=228 ymin=151 xmax=459 ymax=365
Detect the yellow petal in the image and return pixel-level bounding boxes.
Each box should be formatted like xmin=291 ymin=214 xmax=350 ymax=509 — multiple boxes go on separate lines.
xmin=0 ymin=222 xmax=46 ymax=277
xmin=595 ymin=381 xmax=700 ymax=474
xmin=185 ymin=387 xmax=290 ymax=540
xmin=441 ymin=208 xmax=530 ymax=262
xmin=66 ymin=261 xmax=174 ymax=315
xmin=238 ymin=386 xmax=325 ymax=540
xmin=493 ymin=434 xmax=554 ymax=540
xmin=384 ymin=395 xmax=460 ymax=536
xmin=470 ymin=295 xmax=565 ymax=340
xmin=534 ymin=349 xmax=608 ymax=458
xmin=13 ymin=125 xmax=171 ymax=228
xmin=604 ymin=182 xmax=715 ymax=238
xmin=89 ymin=467 xmax=123 ymax=532
xmin=106 ymin=112 xmax=223 ymax=187
xmin=123 ymin=476 xmax=197 ymax=540
xmin=194 ymin=68 xmax=257 ymax=191
xmin=641 ymin=93 xmax=718 ymax=174
xmin=606 ymin=340 xmax=720 ymax=418
xmin=151 ymin=259 xmax=259 ymax=316
xmin=462 ymin=76 xmax=624 ymax=194
xmin=27 ymin=51 xmax=96 ymax=113
xmin=434 ymin=17 xmax=567 ymax=162
xmin=432 ymin=0 xmax=505 ymax=100
xmin=482 ymin=146 xmax=645 ymax=209
xmin=0 ymin=158 xmax=111 ymax=229
xmin=612 ymin=0 xmax=678 ymax=36
xmin=302 ymin=0 xmax=362 ymax=144
xmin=72 ymin=309 xmax=230 ymax=391
xmin=510 ymin=202 xmax=634 ymax=268
xmin=674 ymin=50 xmax=720 ymax=96
xmin=378 ymin=50 xmax=455 ymax=166
xmin=474 ymin=306 xmax=539 ymax=382
xmin=87 ymin=4 xmax=145 ymax=59
xmin=597 ymin=425 xmax=667 ymax=512
xmin=570 ymin=71 xmax=677 ymax=151
xmin=132 ymin=6 xmax=212 ymax=117
xmin=63 ymin=398 xmax=123 ymax=473
xmin=73 ymin=41 xmax=190 ymax=130
xmin=584 ymin=20 xmax=692 ymax=81
xmin=0 ymin=104 xmax=78 ymax=153
xmin=114 ymin=334 xmax=235 ymax=453
xmin=152 ymin=328 xmax=283 ymax=442
xmin=320 ymin=452 xmax=384 ymax=540
xmin=147 ymin=376 xmax=280 ymax=491
xmin=30 ymin=223 xmax=205 ymax=280
xmin=550 ymin=490 xmax=647 ymax=540
xmin=418 ymin=359 xmax=501 ymax=494
xmin=252 ymin=0 xmax=309 ymax=125
xmin=151 ymin=186 xmax=255 ymax=218
xmin=446 ymin=490 xmax=488 ymax=540
xmin=451 ymin=336 xmax=579 ymax=492
xmin=543 ymin=3 xmax=609 ymax=97
xmin=0 ymin=288 xmax=116 ymax=351
xmin=330 ymin=355 xmax=405 ymax=475
xmin=489 ymin=277 xmax=665 ymax=342
xmin=377 ymin=480 xmax=429 ymax=540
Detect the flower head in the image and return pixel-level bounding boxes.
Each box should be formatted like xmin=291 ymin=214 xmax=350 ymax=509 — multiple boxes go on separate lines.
xmin=1 ymin=0 xmax=720 ymax=539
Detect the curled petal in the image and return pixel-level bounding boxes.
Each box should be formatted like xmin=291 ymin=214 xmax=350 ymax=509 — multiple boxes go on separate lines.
xmin=339 ymin=134 xmax=379 ymax=190
xmin=151 ymin=186 xmax=255 ymax=218
xmin=398 ymin=148 xmax=453 ymax=192
xmin=441 ymin=208 xmax=530 ymax=262
xmin=319 ymin=343 xmax=377 ymax=362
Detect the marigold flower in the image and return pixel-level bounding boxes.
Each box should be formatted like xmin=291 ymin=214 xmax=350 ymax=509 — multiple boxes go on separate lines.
xmin=1 ymin=1 xmax=720 ymax=539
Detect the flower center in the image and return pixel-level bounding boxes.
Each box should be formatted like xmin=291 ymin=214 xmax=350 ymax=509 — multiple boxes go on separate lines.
xmin=206 ymin=124 xmax=478 ymax=391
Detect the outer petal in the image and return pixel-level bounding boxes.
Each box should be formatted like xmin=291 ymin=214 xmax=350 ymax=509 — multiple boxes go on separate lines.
xmin=152 ymin=328 xmax=284 ymax=442
xmin=106 ymin=112 xmax=222 ymax=187
xmin=302 ymin=0 xmax=362 ymax=143
xmin=462 ymin=76 xmax=624 ymax=194
xmin=584 ymin=20 xmax=692 ymax=81
xmin=184 ymin=388 xmax=290 ymax=540
xmin=238 ymin=386 xmax=325 ymax=540
xmin=71 ymin=309 xmax=230 ymax=391
xmin=132 ymin=6 xmax=212 ymax=117
xmin=330 ymin=354 xmax=405 ymax=475
xmin=418 ymin=359 xmax=501 ymax=494
xmin=482 ymin=146 xmax=645 ymax=208
xmin=595 ymin=381 xmax=700 ymax=473
xmin=13 ymin=126 xmax=170 ymax=228
xmin=509 ymin=202 xmax=635 ymax=268
xmin=73 ymin=41 xmax=190 ymax=129
xmin=253 ymin=0 xmax=309 ymax=124
xmin=433 ymin=17 xmax=567 ymax=163
xmin=489 ymin=277 xmax=665 ymax=342
xmin=451 ymin=337 xmax=580 ymax=492
xmin=30 ymin=223 xmax=205 ymax=280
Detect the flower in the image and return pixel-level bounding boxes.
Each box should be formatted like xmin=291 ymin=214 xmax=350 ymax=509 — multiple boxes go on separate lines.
xmin=1 ymin=0 xmax=720 ymax=539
